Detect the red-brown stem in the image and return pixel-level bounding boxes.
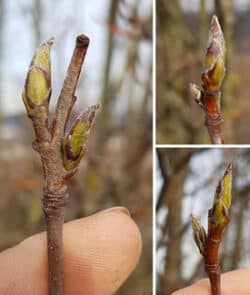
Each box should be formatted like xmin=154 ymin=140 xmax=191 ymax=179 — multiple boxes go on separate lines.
xmin=191 ymin=16 xmax=225 ymax=144
xmin=205 ymin=115 xmax=223 ymax=144
xmin=205 ymin=218 xmax=222 ymax=295
xmin=203 ymin=91 xmax=223 ymax=144
xmin=192 ymin=164 xmax=232 ymax=295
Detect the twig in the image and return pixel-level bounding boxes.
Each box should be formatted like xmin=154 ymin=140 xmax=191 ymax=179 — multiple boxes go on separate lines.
xmin=22 ymin=35 xmax=99 ymax=295
xmin=191 ymin=163 xmax=232 ymax=295
xmin=190 ymin=15 xmax=226 ymax=144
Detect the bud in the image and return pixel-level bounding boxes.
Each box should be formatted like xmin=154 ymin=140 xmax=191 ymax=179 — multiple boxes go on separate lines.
xmin=190 ymin=83 xmax=203 ymax=107
xmin=22 ymin=37 xmax=54 ymax=115
xmin=202 ymin=15 xmax=226 ymax=91
xmin=205 ymin=15 xmax=226 ymax=69
xmin=210 ymin=163 xmax=232 ymax=229
xmin=62 ymin=104 xmax=99 ymax=171
xmin=191 ymin=215 xmax=207 ymax=256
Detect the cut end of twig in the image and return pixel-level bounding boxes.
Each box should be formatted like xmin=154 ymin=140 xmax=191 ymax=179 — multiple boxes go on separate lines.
xmin=76 ymin=34 xmax=90 ymax=48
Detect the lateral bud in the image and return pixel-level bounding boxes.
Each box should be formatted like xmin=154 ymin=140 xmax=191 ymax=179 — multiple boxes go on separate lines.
xmin=190 ymin=83 xmax=203 ymax=108
xmin=191 ymin=215 xmax=207 ymax=256
xmin=62 ymin=104 xmax=99 ymax=171
xmin=22 ymin=37 xmax=54 ymax=115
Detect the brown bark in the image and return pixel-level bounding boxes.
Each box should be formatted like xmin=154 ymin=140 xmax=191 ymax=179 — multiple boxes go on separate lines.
xmin=157 ymin=149 xmax=193 ymax=294
xmin=157 ymin=0 xmax=198 ymax=144
xmin=96 ymin=0 xmax=119 ymax=149
xmin=25 ymin=35 xmax=92 ymax=295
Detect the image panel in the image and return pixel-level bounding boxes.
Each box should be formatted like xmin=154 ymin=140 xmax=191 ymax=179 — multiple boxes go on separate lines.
xmin=156 ymin=147 xmax=250 ymax=294
xmin=0 ymin=0 xmax=152 ymax=294
xmin=156 ymin=0 xmax=250 ymax=144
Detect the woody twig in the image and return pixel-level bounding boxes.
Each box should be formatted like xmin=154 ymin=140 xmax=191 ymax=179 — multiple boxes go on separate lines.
xmin=190 ymin=15 xmax=226 ymax=144
xmin=22 ymin=35 xmax=99 ymax=294
xmin=191 ymin=163 xmax=232 ymax=295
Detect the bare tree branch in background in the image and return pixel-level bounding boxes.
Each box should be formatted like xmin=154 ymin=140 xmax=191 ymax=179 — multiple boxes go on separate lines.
xmin=0 ymin=0 xmax=5 ymax=111
xmin=96 ymin=0 xmax=119 ymax=149
xmin=157 ymin=149 xmax=193 ymax=294
xmin=215 ymin=0 xmax=235 ymax=142
xmin=157 ymin=0 xmax=199 ymax=144
xmin=32 ymin=0 xmax=42 ymax=47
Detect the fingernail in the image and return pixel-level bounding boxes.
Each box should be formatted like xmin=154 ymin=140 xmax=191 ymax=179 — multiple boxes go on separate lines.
xmin=92 ymin=206 xmax=130 ymax=217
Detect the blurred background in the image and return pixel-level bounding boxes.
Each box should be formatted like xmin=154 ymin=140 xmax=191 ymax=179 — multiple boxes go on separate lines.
xmin=0 ymin=0 xmax=152 ymax=293
xmin=156 ymin=148 xmax=250 ymax=294
xmin=157 ymin=0 xmax=250 ymax=144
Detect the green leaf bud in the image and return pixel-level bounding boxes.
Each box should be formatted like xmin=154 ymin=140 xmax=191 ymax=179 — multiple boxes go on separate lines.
xmin=22 ymin=37 xmax=54 ymax=115
xmin=62 ymin=104 xmax=99 ymax=171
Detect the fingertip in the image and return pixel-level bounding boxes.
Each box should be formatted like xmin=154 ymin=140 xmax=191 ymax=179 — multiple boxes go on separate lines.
xmin=64 ymin=208 xmax=142 ymax=294
xmin=170 ymin=278 xmax=210 ymax=295
xmin=171 ymin=269 xmax=250 ymax=295
xmin=0 ymin=208 xmax=142 ymax=295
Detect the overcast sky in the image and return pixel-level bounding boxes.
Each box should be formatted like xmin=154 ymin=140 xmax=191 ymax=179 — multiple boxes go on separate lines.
xmin=1 ymin=0 xmax=151 ymax=115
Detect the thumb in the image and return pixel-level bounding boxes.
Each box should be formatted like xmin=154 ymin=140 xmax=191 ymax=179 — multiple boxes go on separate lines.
xmin=0 ymin=207 xmax=142 ymax=295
